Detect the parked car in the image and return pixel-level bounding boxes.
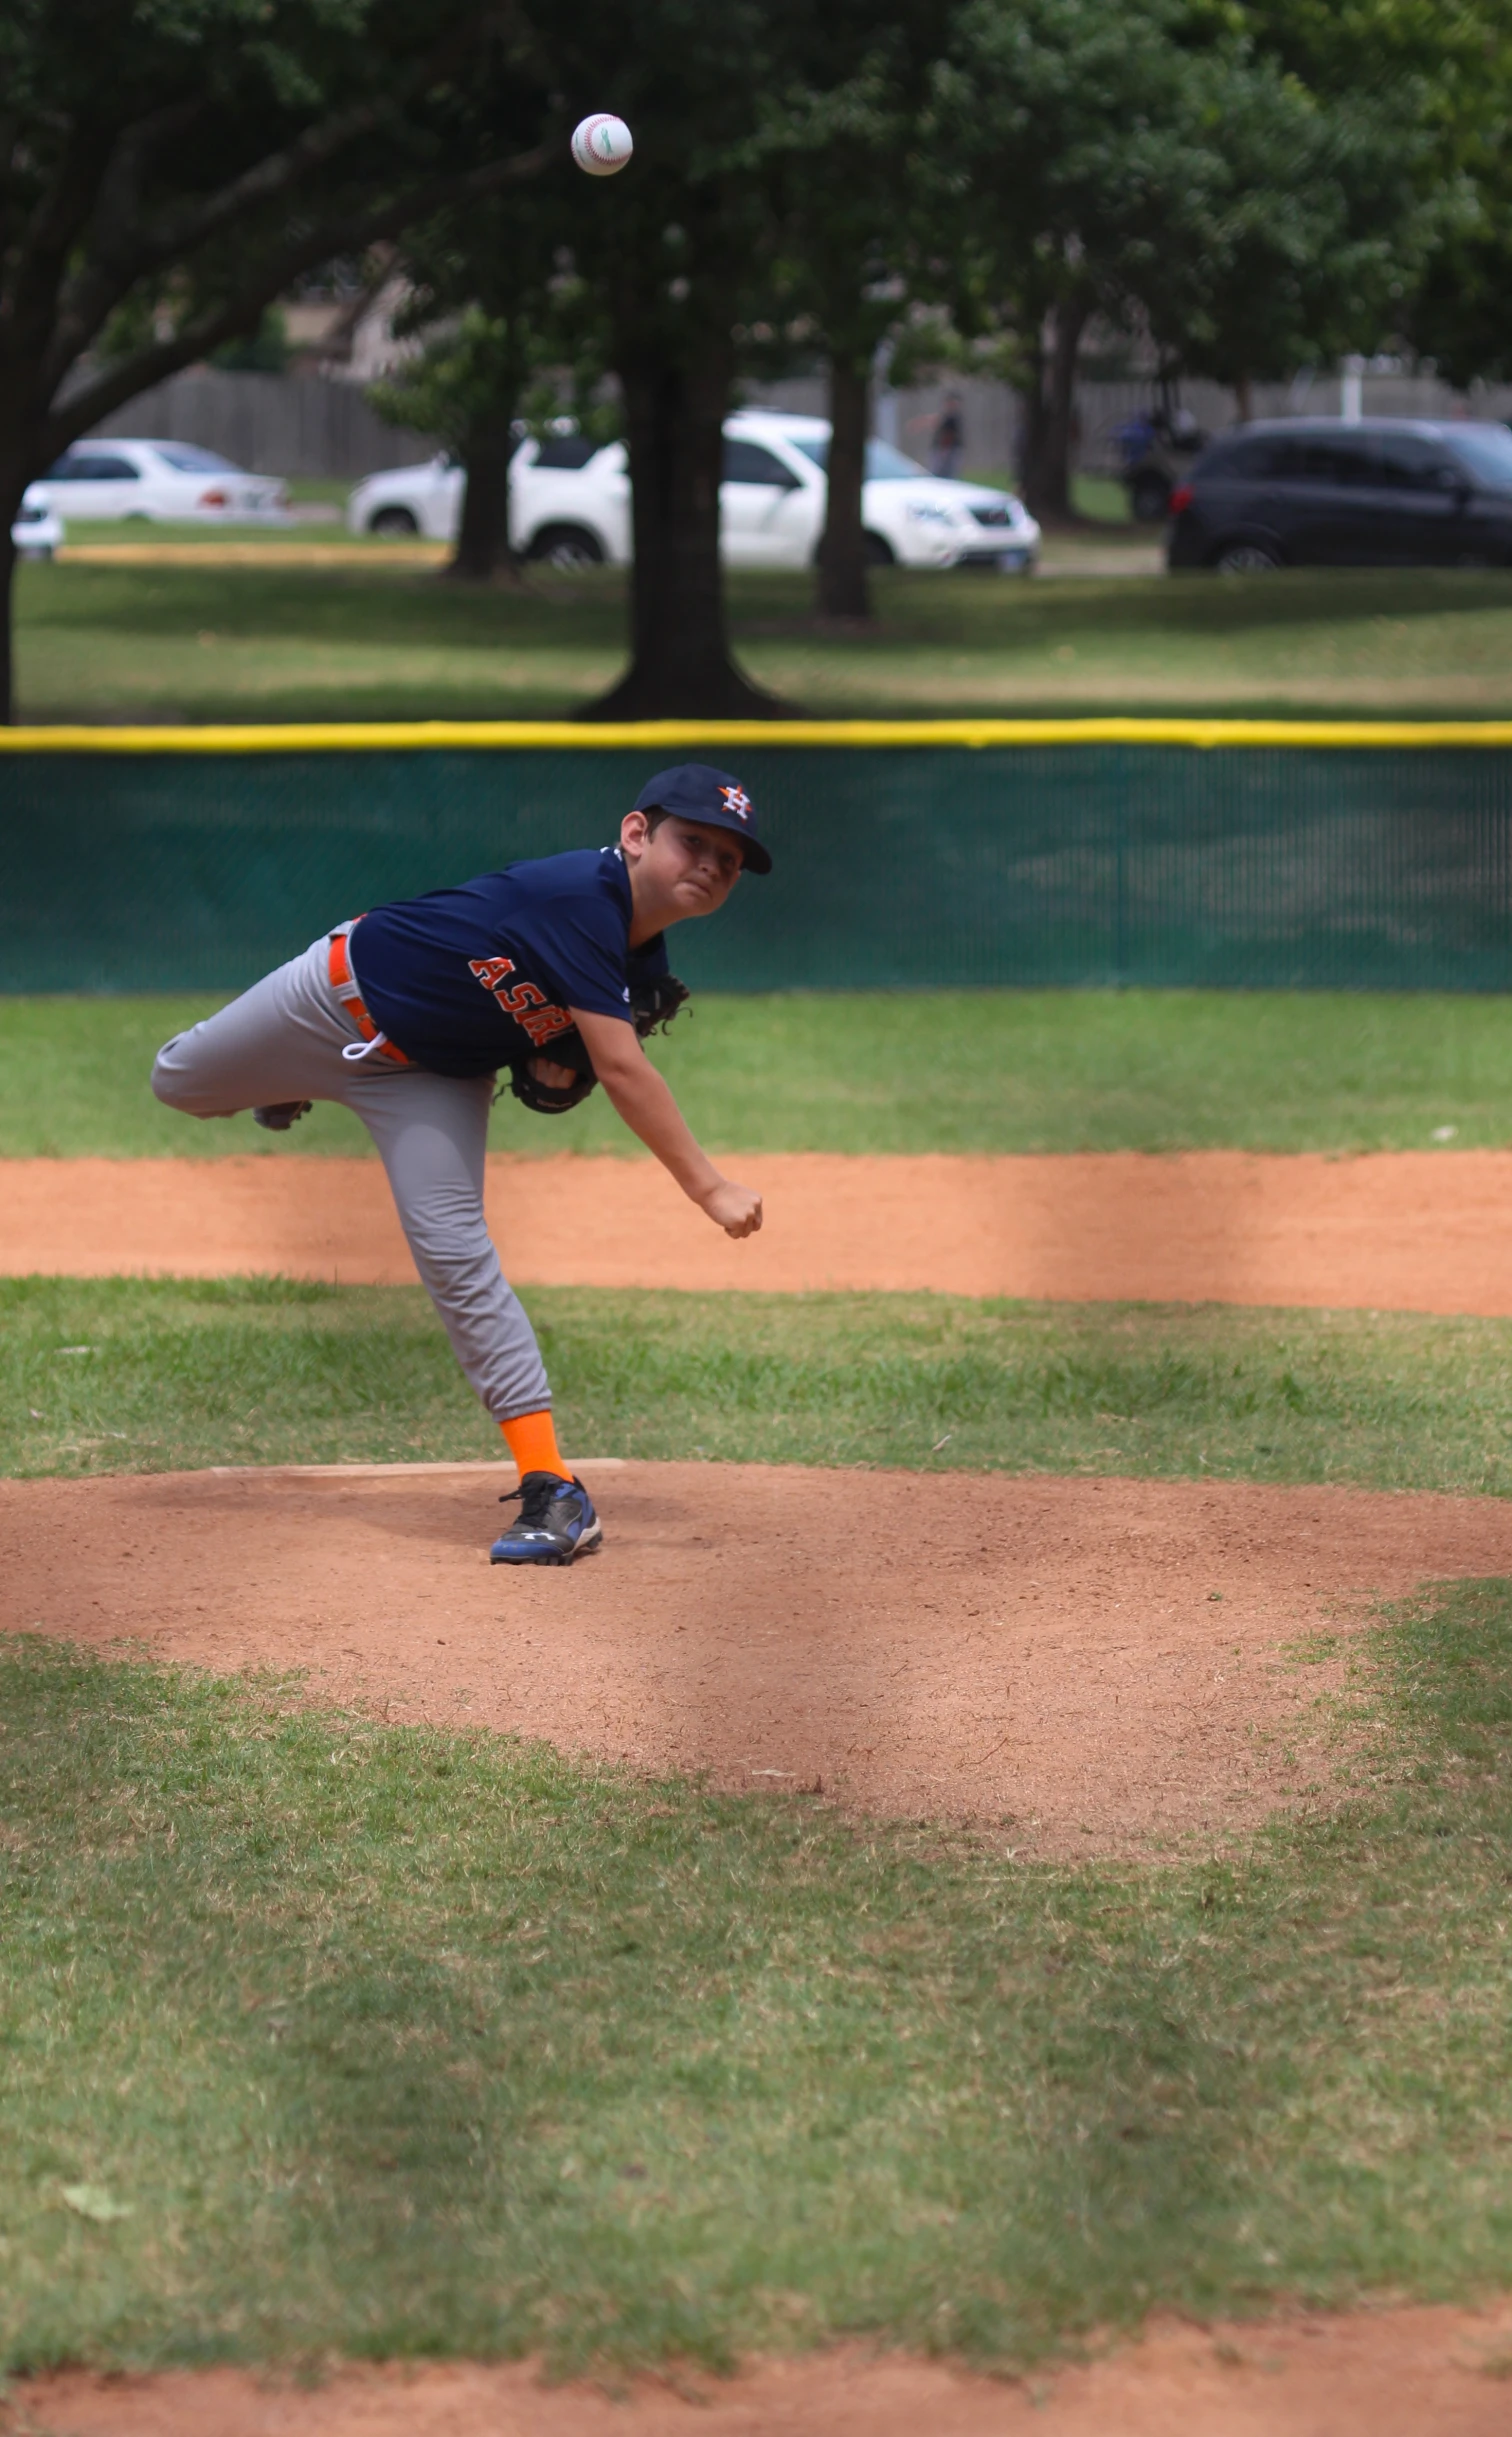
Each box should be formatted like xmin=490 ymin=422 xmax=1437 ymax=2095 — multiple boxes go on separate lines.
xmin=28 ymin=440 xmax=288 ymax=523
xmin=349 ymin=431 xmax=615 ymax=561
xmin=12 ymin=487 xmax=62 ymax=560
xmin=1168 ymin=418 xmax=1512 ymax=571
xmin=751 ymin=415 xmax=1040 ymax=572
xmin=346 ymin=411 xmax=1041 ymax=573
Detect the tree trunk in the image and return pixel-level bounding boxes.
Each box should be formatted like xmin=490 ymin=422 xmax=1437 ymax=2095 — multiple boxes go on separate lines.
xmin=816 ymin=350 xmax=871 ymax=622
xmin=1013 ymin=334 xmax=1050 ymax=519
xmin=446 ymin=415 xmax=520 ymax=582
xmin=1233 ymin=373 xmax=1254 ymax=424
xmin=582 ymin=330 xmax=781 ymax=721
xmin=1016 ymin=295 xmax=1090 ymax=524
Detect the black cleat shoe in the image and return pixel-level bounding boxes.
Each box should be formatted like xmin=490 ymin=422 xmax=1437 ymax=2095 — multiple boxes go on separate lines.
xmin=253 ymin=1101 xmax=313 ymax=1131
xmin=490 ymin=1471 xmax=603 ymax=1566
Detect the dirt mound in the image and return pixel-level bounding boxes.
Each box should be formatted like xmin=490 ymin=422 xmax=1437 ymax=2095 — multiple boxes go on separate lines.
xmin=6 ymin=1149 xmax=1512 ymax=1313
xmin=14 ymin=2301 xmax=1512 ymax=2435
xmin=7 ymin=1461 xmax=1512 ymax=1855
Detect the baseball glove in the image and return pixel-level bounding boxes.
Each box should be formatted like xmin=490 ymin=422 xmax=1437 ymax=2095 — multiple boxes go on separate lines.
xmin=505 ymin=973 xmax=691 ymax=1115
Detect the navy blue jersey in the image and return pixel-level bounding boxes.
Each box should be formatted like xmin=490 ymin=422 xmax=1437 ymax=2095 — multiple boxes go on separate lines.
xmin=349 ymin=847 xmax=666 ymax=1079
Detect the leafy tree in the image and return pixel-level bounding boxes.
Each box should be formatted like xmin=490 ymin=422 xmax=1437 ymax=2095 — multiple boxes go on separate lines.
xmin=372 ymin=304 xmax=538 ymax=579
xmin=371 ymin=200 xmax=611 ymax=582
xmin=1378 ymin=6 xmax=1512 ymax=387
xmin=933 ymin=0 xmax=1438 ymax=512
xmin=933 ymin=0 xmax=1241 ymax=519
xmin=376 ymin=0 xmax=871 ymax=695
xmin=541 ymin=0 xmax=819 ymax=718
xmin=1149 ymin=1 xmax=1481 ymax=403
xmin=931 ymin=0 xmax=1180 ymax=519
xmin=1154 ymin=7 xmax=1445 ymax=411
xmin=1413 ymin=213 xmax=1512 ymax=393
xmin=544 ymin=0 xmax=970 ymax=713
xmin=210 ymin=310 xmax=290 ymax=374
xmin=757 ymin=8 xmax=949 ymax=622
xmin=0 ymin=0 xmax=551 ymax=718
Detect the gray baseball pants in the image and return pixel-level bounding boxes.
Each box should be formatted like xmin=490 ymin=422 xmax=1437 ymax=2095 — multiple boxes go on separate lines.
xmin=151 ymin=932 xmax=552 ymax=1422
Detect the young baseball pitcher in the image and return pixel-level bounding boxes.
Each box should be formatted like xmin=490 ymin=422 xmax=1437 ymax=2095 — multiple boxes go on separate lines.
xmin=152 ymin=763 xmax=769 ymax=1563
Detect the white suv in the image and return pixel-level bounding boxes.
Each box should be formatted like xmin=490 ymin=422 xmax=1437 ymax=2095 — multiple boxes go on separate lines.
xmin=346 ymin=411 xmax=1039 ymax=572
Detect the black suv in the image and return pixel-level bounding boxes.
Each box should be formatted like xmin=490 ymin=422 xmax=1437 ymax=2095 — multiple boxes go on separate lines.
xmin=1166 ymin=417 xmax=1512 ymax=571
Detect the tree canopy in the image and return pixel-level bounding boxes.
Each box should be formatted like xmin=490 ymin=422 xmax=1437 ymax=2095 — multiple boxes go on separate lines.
xmin=0 ymin=0 xmax=553 ymax=711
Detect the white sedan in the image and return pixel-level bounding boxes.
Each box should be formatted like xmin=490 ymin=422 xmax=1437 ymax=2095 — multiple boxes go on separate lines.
xmin=28 ymin=439 xmax=288 ymax=523
xmin=346 ymin=410 xmax=1039 ymax=573
xmin=12 ymin=487 xmax=62 ymax=560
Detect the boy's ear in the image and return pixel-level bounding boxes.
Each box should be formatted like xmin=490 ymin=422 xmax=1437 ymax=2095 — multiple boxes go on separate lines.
xmin=620 ymin=808 xmax=652 ymax=860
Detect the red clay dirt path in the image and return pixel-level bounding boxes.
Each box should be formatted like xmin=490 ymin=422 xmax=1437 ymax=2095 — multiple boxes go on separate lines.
xmin=10 ymin=1460 xmax=1512 ymax=1857
xmin=4 ymin=1147 xmax=1512 ymax=1310
xmin=13 ymin=2302 xmax=1512 ymax=2437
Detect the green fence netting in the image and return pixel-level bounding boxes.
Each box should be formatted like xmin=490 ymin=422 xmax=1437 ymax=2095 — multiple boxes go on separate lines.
xmin=3 ymin=736 xmax=1511 ymax=994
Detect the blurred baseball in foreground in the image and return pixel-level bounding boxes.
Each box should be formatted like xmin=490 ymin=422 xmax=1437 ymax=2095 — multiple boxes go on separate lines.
xmin=571 ymin=114 xmax=634 ymax=176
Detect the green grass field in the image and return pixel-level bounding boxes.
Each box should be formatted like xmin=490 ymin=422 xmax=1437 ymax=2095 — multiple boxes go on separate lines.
xmin=16 ymin=555 xmax=1512 ymax=722
xmin=5 ymin=1589 xmax=1512 ymax=2376
xmin=8 ymin=1276 xmax=1512 ymax=1496
xmin=7 ymin=981 xmax=1512 ymax=1496
xmin=4 ymin=987 xmax=1510 ymax=1159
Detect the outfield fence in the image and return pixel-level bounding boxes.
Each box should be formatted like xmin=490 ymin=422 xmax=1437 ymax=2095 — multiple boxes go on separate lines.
xmin=3 ymin=719 xmax=1512 ymax=995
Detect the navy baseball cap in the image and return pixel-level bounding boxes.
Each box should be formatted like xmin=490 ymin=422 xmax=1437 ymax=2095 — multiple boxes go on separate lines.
xmin=632 ymin=762 xmax=771 ymax=874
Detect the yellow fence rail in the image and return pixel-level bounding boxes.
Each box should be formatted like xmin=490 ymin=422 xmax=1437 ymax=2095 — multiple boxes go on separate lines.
xmin=3 ymin=718 xmax=1512 ymax=754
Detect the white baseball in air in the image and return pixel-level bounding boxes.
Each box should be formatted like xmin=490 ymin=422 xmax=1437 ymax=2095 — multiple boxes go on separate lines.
xmin=571 ymin=114 xmax=634 ymax=177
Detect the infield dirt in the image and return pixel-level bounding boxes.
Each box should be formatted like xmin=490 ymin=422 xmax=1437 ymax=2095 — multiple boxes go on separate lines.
xmin=5 ymin=1149 xmax=1512 ymax=1312
xmin=8 ymin=1459 xmax=1512 ymax=1856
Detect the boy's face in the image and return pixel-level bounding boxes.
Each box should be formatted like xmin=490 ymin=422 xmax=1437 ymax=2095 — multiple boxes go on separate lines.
xmin=621 ymin=810 xmax=744 ymax=925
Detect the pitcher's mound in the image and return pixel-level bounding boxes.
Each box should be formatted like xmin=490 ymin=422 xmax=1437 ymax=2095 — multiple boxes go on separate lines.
xmin=7 ymin=1462 xmax=1512 ymax=1856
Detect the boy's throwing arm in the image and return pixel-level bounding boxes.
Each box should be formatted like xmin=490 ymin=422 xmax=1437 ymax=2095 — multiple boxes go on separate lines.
xmin=571 ymin=1010 xmax=763 ymax=1240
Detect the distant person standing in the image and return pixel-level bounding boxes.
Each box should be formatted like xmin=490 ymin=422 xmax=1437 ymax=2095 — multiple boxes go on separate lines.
xmin=930 ymin=395 xmax=965 ymax=479
xmin=1116 ymin=408 xmax=1158 ymax=471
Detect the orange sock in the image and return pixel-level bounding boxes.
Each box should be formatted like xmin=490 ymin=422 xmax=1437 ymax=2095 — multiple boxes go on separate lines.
xmin=501 ymin=1408 xmax=572 ymax=1482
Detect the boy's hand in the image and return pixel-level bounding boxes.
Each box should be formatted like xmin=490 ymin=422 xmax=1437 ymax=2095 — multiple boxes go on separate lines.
xmin=700 ymin=1178 xmax=763 ymax=1238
